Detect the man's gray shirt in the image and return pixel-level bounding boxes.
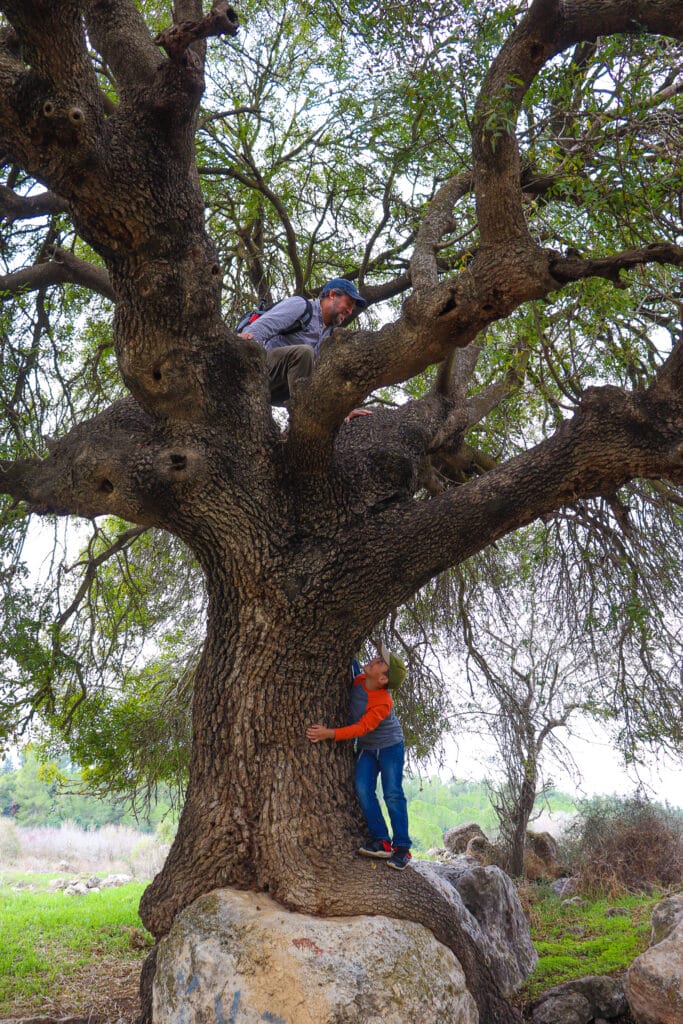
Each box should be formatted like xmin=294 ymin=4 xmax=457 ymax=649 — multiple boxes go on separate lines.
xmin=247 ymin=297 xmax=331 ymax=357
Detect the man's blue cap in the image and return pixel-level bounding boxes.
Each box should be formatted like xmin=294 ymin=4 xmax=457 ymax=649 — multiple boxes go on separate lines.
xmin=321 ymin=278 xmax=367 ymax=309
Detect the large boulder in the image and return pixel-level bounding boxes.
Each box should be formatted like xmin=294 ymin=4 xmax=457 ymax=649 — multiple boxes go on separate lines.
xmin=624 ymin=893 xmax=683 ymax=1024
xmin=551 ymin=876 xmax=579 ymax=898
xmin=417 ymin=859 xmax=537 ymax=995
xmin=649 ymin=893 xmax=683 ymax=946
xmin=466 ymin=833 xmax=498 ymax=863
xmin=153 ymin=888 xmax=478 ymax=1024
xmin=531 ymin=975 xmax=627 ymax=1023
xmin=443 ymin=822 xmax=488 ymax=855
xmin=525 ymin=830 xmax=564 ymax=880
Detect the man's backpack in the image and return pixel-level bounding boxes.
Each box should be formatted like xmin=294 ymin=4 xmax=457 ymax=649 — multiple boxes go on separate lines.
xmin=236 ymin=297 xmax=313 ymax=336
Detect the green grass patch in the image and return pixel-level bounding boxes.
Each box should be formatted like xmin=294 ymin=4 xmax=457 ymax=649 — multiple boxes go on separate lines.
xmin=519 ymin=888 xmax=658 ymax=1002
xmin=0 ymin=871 xmax=666 ymax=1015
xmin=0 ymin=869 xmax=101 ymax=890
xmin=0 ymin=878 xmax=151 ymax=1011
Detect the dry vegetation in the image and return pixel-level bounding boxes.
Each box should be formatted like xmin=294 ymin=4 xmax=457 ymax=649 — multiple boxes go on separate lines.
xmin=566 ymin=798 xmax=683 ymax=897
xmin=0 ymin=819 xmax=169 ymax=879
xmin=5 ymin=957 xmax=142 ymax=1024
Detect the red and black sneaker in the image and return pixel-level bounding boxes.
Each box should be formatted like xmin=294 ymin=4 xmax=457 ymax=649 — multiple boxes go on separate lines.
xmin=387 ymin=847 xmax=412 ymax=870
xmin=358 ymin=839 xmax=392 ymax=858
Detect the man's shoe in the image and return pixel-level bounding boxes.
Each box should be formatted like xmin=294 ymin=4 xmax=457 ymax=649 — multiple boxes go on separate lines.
xmin=358 ymin=839 xmax=392 ymax=858
xmin=387 ymin=847 xmax=412 ymax=870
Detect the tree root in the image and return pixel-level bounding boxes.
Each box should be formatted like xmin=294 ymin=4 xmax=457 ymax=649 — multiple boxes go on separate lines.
xmin=271 ymin=852 xmax=524 ymax=1024
xmin=139 ymin=844 xmax=523 ymax=1023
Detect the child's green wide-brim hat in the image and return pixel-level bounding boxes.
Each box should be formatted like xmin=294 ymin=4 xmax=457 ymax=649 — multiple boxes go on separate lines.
xmin=380 ymin=642 xmax=407 ymax=689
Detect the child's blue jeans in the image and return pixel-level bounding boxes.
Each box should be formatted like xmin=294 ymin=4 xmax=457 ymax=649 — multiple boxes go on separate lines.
xmin=355 ymin=742 xmax=411 ymax=849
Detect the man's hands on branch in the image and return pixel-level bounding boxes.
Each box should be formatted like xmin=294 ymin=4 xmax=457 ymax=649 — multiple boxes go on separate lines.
xmin=344 ymin=409 xmax=372 ymax=423
xmin=306 ymin=724 xmax=334 ymax=742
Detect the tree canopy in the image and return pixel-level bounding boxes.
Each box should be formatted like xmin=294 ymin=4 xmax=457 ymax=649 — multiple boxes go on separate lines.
xmin=2 ymin=0 xmax=680 ymax=791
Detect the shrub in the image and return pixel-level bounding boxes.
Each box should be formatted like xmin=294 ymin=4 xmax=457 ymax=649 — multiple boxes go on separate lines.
xmin=0 ymin=819 xmax=20 ymax=864
xmin=126 ymin=835 xmax=170 ymax=879
xmin=565 ymin=796 xmax=683 ymax=896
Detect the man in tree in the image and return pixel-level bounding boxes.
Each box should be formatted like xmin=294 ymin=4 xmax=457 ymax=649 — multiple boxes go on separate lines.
xmin=238 ymin=278 xmax=367 ymax=403
xmin=306 ymin=645 xmax=411 ymax=870
xmin=0 ymin=2 xmax=681 ymax=1022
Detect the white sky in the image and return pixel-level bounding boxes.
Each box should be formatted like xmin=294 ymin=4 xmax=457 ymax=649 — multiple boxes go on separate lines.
xmin=437 ymin=719 xmax=682 ymax=810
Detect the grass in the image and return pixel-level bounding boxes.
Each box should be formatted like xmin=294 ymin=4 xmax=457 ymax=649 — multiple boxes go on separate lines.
xmin=0 ymin=874 xmax=152 ymax=1015
xmin=517 ymin=886 xmax=661 ymax=1003
xmin=0 ymin=869 xmax=672 ymax=1021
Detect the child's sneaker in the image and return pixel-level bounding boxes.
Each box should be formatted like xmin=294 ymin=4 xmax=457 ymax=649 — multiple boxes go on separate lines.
xmin=358 ymin=839 xmax=392 ymax=858
xmin=387 ymin=847 xmax=412 ymax=870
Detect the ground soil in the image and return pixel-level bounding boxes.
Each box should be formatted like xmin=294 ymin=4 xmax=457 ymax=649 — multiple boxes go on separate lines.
xmin=1 ymin=955 xmax=142 ymax=1024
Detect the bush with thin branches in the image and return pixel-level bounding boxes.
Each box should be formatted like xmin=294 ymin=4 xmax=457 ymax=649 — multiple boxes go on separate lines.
xmin=564 ymin=796 xmax=683 ymax=896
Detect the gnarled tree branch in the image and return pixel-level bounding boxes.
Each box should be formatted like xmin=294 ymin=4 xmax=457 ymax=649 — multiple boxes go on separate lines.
xmin=411 ymin=171 xmax=474 ymax=289
xmin=1 ymin=0 xmax=101 ymax=101
xmin=0 ymin=247 xmax=115 ymax=300
xmin=471 ymin=0 xmax=683 ymax=249
xmin=549 ymin=242 xmax=683 ymax=287
xmin=0 ymin=184 xmax=69 ymax=222
xmin=360 ymin=374 xmax=683 ymax=626
xmin=0 ymin=398 xmax=202 ymax=525
xmin=84 ymin=0 xmax=163 ymax=102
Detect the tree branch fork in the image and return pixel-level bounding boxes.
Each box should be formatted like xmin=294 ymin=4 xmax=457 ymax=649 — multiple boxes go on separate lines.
xmin=1 ymin=351 xmax=680 ymax=640
xmin=1 ymin=0 xmax=681 ymax=442
xmin=154 ymin=2 xmax=239 ymax=62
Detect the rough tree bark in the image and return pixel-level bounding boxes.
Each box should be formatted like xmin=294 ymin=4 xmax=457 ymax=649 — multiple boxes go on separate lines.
xmin=1 ymin=2 xmax=682 ymax=1023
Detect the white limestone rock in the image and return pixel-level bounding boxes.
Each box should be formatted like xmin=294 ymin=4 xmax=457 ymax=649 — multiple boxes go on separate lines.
xmin=443 ymin=822 xmax=488 ymax=855
xmin=64 ymin=881 xmax=89 ymax=895
xmin=416 ymin=860 xmax=537 ymax=995
xmin=153 ymin=888 xmax=478 ymax=1024
xmin=100 ymin=873 xmax=133 ymax=888
xmin=625 ymin=894 xmax=683 ymax=1024
xmin=649 ymin=893 xmax=683 ymax=947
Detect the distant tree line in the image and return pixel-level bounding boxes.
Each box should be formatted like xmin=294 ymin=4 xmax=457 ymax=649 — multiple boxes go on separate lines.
xmin=0 ymin=749 xmax=579 ymax=851
xmin=0 ymin=749 xmax=171 ymax=833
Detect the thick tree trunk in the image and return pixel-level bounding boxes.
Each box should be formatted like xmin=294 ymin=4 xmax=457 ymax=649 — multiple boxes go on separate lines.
xmin=137 ymin=573 xmax=522 ymax=1024
xmin=140 ymin=611 xmax=362 ymax=935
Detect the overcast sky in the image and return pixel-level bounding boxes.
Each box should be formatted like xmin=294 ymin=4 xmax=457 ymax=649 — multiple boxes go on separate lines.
xmin=438 ymin=719 xmax=682 ymax=810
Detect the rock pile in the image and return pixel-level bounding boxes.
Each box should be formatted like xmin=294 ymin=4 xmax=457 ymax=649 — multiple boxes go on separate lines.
xmin=49 ymin=872 xmax=133 ymax=894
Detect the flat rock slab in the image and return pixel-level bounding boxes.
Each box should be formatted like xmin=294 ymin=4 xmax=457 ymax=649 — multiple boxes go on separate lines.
xmin=153 ymin=888 xmax=478 ymax=1024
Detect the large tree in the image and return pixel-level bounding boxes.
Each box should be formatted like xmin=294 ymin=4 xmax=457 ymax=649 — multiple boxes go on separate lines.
xmin=1 ymin=1 xmax=682 ymax=1021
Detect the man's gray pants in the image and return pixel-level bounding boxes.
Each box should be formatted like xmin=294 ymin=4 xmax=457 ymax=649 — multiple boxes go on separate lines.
xmin=267 ymin=345 xmax=315 ymax=405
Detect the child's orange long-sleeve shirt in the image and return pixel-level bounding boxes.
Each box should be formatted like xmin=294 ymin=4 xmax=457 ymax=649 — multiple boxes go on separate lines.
xmin=333 ymin=673 xmax=395 ymax=742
